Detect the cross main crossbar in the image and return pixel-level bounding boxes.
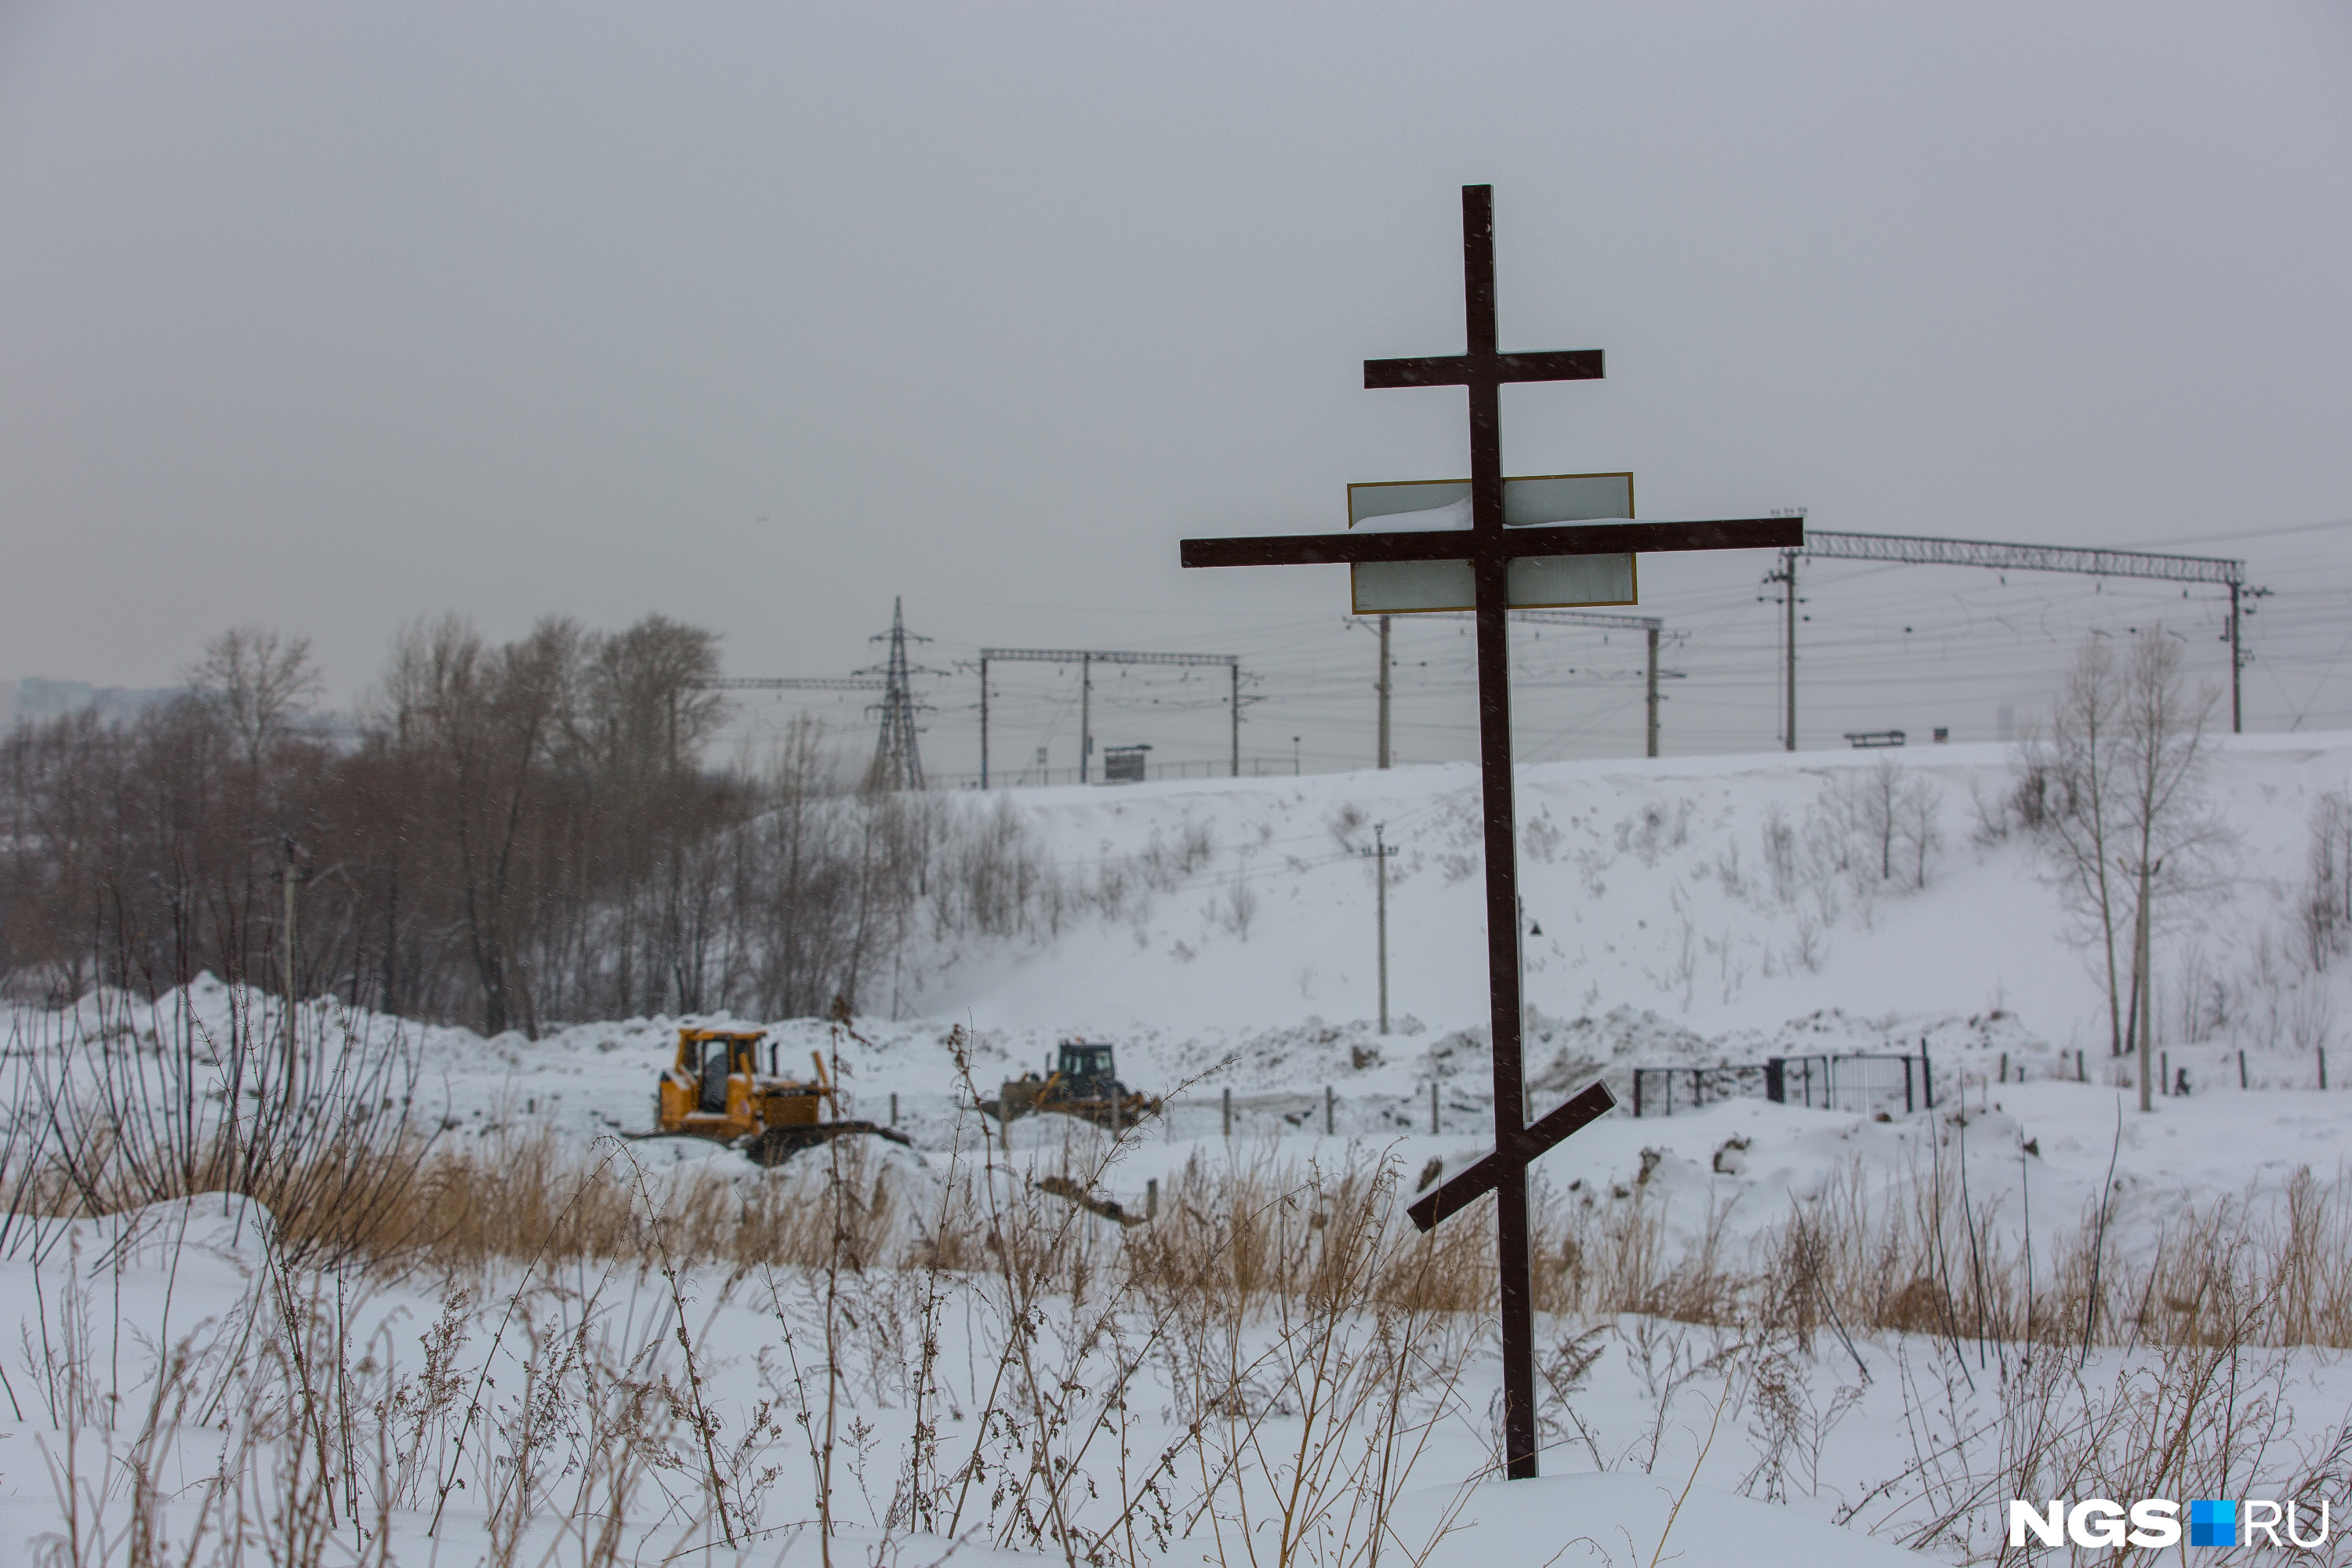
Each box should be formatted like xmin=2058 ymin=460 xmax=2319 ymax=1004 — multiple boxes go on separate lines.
xmin=1181 ymin=517 xmax=1791 ymax=571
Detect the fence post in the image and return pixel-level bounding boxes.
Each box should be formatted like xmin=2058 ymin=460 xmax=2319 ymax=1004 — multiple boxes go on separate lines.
xmin=1632 ymin=1071 xmax=1642 ymax=1120
xmin=2240 ymin=1049 xmax=2249 ymax=1090
xmin=1764 ymin=1059 xmax=1784 ymax=1104
xmin=2160 ymin=1051 xmax=2169 ymax=1097
xmin=1325 ymin=1085 xmax=1334 ymax=1137
xmin=2322 ymin=1047 xmax=2330 ymax=1091
xmin=1222 ymin=1086 xmax=1232 ymax=1138
xmin=1921 ymin=1037 xmax=1933 ymax=1109
xmin=890 ymin=1092 xmax=898 ymax=1125
xmin=1146 ymin=1178 xmax=1159 ymax=1220
xmin=1430 ymin=1080 xmax=1439 ymax=1134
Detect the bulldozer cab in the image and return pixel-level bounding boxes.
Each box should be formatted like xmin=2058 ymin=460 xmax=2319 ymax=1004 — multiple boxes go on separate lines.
xmin=1055 ymin=1040 xmax=1121 ymax=1096
xmin=677 ymin=1029 xmax=765 ymax=1114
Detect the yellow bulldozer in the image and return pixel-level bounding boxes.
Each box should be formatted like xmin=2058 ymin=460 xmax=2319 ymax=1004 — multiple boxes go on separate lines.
xmin=982 ymin=1039 xmax=1161 ymax=1129
xmin=649 ymin=1026 xmax=910 ymax=1167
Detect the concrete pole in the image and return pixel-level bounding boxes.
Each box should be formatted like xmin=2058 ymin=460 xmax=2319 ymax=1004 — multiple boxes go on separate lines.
xmin=1784 ymin=550 xmax=1799 ymax=752
xmin=1229 ymin=660 xmax=1240 ymax=778
xmin=2136 ymin=865 xmax=2156 ymax=1113
xmin=1377 ymin=615 xmax=1392 ymax=768
xmin=1374 ymin=822 xmax=1390 ymax=1033
xmin=1645 ymin=624 xmax=1661 ymax=759
xmin=2230 ymin=583 xmax=2243 ymax=735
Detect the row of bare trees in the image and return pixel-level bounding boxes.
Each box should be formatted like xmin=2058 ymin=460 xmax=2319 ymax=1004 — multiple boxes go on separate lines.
xmin=0 ymin=617 xmax=949 ymax=1034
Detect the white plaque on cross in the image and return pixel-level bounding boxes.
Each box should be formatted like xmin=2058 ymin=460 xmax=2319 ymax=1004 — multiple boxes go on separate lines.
xmin=1347 ymin=472 xmax=1638 ymax=614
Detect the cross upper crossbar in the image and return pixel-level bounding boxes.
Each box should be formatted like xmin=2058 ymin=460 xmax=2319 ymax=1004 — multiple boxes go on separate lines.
xmin=1364 ymin=348 xmax=1602 ymax=390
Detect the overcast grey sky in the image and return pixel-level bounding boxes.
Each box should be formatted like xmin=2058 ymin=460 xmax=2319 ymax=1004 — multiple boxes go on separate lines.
xmin=4 ymin=2 xmax=2349 ymax=776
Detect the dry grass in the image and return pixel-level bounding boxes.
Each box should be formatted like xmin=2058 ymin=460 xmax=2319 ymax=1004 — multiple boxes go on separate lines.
xmin=22 ymin=1062 xmax=2352 ymax=1356
xmin=33 ymin=1121 xmax=2352 ymax=1356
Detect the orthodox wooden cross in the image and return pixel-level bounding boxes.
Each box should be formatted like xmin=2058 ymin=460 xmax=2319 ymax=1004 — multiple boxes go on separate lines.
xmin=1180 ymin=185 xmax=1802 ymax=1479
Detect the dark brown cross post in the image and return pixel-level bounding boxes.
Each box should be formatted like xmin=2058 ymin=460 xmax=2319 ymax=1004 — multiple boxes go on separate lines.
xmin=1180 ymin=185 xmax=1802 ymax=1480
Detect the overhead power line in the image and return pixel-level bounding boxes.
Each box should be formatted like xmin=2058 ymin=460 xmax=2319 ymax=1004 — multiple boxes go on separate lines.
xmin=976 ymin=647 xmax=1242 ymax=786
xmin=698 ymin=677 xmax=884 ymax=691
xmin=1803 ymin=530 xmax=2242 ymax=588
xmin=1787 ymin=528 xmax=2262 ymax=737
xmin=1357 ymin=606 xmax=1675 ymax=759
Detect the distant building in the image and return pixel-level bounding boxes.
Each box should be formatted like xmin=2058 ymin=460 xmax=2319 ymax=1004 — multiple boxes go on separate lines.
xmin=6 ymin=677 xmax=183 ymax=727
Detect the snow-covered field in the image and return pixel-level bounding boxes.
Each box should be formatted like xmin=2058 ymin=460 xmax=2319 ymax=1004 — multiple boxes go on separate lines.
xmin=8 ymin=733 xmax=2352 ymax=1566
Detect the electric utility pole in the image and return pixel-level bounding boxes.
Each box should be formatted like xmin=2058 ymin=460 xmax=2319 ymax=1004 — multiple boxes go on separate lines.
xmin=1365 ymin=822 xmax=1399 ymax=1032
xmin=1378 ymin=606 xmax=1671 ymax=757
xmin=1760 ymin=543 xmax=1803 ymax=750
xmin=2136 ymin=857 xmax=2161 ymax=1113
xmin=862 ymin=597 xmax=942 ymax=791
xmin=1378 ymin=615 xmax=1392 ymax=768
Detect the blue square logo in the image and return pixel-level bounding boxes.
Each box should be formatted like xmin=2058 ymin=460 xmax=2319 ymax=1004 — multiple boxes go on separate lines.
xmin=2190 ymin=1500 xmax=2236 ymax=1548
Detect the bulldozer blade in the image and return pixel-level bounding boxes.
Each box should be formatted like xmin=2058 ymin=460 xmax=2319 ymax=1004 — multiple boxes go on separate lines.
xmin=742 ymin=1120 xmax=914 ymax=1168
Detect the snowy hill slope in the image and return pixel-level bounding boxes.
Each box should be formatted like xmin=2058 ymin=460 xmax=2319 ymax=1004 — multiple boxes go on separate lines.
xmin=909 ymin=731 xmax=2350 ymax=1063
xmin=17 ymin=733 xmax=2352 ymax=1258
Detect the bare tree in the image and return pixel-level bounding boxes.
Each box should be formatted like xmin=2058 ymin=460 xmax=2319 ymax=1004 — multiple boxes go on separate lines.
xmin=187 ymin=626 xmax=321 ymax=773
xmin=1896 ymin=771 xmax=1942 ymax=891
xmin=586 ymin=615 xmax=728 ymax=775
xmin=2 ymin=612 xmax=995 ymax=1031
xmin=2020 ymin=637 xmax=2130 ymax=1056
xmin=2114 ymin=628 xmax=2224 ymax=1109
xmin=383 ymin=615 xmax=586 ymax=1036
xmin=2022 ymin=630 xmax=2223 ymax=1077
xmin=1860 ymin=759 xmax=1901 ymax=883
xmin=2305 ymin=791 xmax=2352 ymax=971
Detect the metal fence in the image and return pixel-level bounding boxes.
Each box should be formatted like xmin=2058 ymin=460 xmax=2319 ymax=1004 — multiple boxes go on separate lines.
xmin=933 ymin=757 xmax=1305 ymax=789
xmin=1627 ymin=1063 xmax=1771 ymax=1118
xmin=1632 ymin=1050 xmax=1933 ymax=1119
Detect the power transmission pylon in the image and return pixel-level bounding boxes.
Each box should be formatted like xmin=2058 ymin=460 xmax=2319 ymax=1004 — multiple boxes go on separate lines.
xmin=861 ymin=597 xmax=942 ymax=791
